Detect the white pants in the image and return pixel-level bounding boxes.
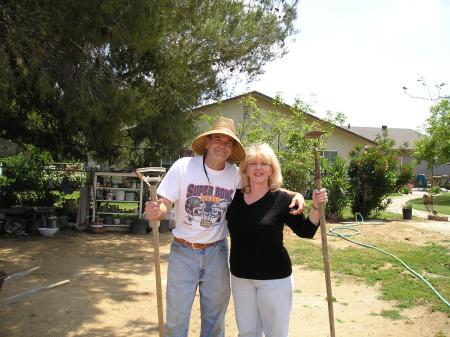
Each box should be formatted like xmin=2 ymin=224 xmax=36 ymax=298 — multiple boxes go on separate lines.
xmin=231 ymin=274 xmax=293 ymax=337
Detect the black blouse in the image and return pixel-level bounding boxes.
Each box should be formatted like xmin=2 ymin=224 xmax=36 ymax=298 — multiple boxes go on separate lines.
xmin=226 ymin=189 xmax=319 ymax=280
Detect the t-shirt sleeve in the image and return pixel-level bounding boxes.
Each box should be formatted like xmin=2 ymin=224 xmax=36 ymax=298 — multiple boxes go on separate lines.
xmin=157 ymin=159 xmax=183 ymax=203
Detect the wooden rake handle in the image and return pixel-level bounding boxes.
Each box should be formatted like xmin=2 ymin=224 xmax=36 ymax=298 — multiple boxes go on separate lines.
xmin=314 ymin=153 xmax=336 ymax=337
xmin=135 ymin=171 xmax=165 ymax=337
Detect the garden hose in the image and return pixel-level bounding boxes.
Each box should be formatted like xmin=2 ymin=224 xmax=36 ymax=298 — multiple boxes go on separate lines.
xmin=328 ymin=213 xmax=450 ymax=309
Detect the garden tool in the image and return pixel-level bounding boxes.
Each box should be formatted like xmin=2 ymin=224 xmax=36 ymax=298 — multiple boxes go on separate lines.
xmin=135 ymin=167 xmax=166 ymax=337
xmin=305 ymin=130 xmax=336 ymax=337
xmin=0 ymin=266 xmax=69 ymax=305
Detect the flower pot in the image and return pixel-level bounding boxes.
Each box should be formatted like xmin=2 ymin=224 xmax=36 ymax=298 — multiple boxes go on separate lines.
xmin=125 ymin=192 xmax=136 ymax=201
xmin=159 ymin=220 xmax=170 ymax=233
xmin=38 ymin=227 xmax=59 ymax=237
xmin=131 ymin=219 xmax=148 ymax=234
xmin=402 ymin=208 xmax=412 ymax=220
xmin=115 ymin=190 xmax=125 ymax=201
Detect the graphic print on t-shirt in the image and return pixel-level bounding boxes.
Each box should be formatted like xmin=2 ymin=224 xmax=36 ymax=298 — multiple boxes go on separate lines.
xmin=185 ymin=183 xmax=233 ymax=228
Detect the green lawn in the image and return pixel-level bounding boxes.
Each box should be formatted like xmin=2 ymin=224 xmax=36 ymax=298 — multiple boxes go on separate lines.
xmin=286 ymin=238 xmax=450 ymax=315
xmin=406 ymin=193 xmax=450 ymax=215
xmin=305 ymin=200 xmax=403 ymax=221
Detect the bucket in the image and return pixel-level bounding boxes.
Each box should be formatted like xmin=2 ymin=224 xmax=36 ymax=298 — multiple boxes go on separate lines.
xmin=402 ymin=208 xmax=412 ymax=220
xmin=159 ymin=220 xmax=170 ymax=233
xmin=131 ymin=220 xmax=148 ymax=234
xmin=115 ymin=190 xmax=125 ymax=201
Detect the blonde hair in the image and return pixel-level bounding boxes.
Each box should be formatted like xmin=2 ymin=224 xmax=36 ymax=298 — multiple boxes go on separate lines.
xmin=240 ymin=143 xmax=283 ymax=193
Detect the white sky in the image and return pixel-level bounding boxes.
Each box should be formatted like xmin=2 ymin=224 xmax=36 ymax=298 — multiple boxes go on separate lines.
xmin=233 ymin=0 xmax=450 ymax=130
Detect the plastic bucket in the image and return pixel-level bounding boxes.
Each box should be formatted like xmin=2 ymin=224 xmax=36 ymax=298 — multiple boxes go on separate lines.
xmin=402 ymin=208 xmax=412 ymax=220
xmin=131 ymin=220 xmax=148 ymax=234
xmin=115 ymin=190 xmax=125 ymax=201
xmin=125 ymin=192 xmax=135 ymax=201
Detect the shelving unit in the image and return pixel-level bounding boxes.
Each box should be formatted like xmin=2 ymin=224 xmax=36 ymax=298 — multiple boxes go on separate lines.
xmin=92 ymin=172 xmax=144 ymax=230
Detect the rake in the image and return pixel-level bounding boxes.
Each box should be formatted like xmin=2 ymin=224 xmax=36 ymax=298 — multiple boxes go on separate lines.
xmin=305 ymin=131 xmax=336 ymax=337
xmin=135 ymin=167 xmax=166 ymax=337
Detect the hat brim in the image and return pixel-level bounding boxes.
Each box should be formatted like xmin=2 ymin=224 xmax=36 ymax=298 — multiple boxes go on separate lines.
xmin=191 ymin=131 xmax=245 ymax=163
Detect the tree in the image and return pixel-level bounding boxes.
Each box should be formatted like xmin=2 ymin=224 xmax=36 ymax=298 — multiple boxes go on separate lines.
xmin=348 ymin=145 xmax=397 ymax=219
xmin=348 ymin=129 xmax=413 ymax=218
xmin=0 ymin=0 xmax=298 ymax=163
xmin=403 ymin=76 xmax=449 ymax=101
xmin=414 ymin=99 xmax=450 ymax=181
xmin=235 ymin=95 xmax=339 ymax=193
xmin=0 ymin=145 xmax=59 ymax=207
xmin=322 ymin=156 xmax=350 ymax=221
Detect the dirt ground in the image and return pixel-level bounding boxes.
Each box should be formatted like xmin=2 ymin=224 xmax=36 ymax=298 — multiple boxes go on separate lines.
xmin=1 ymin=219 xmax=449 ymax=337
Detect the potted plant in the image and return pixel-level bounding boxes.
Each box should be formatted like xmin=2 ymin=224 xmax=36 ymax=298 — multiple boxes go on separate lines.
xmin=402 ymin=203 xmax=413 ymax=220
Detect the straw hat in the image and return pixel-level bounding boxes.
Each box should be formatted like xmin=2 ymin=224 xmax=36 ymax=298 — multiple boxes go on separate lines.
xmin=191 ymin=117 xmax=245 ymax=163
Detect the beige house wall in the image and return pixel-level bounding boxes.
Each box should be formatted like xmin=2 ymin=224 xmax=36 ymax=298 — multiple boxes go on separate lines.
xmin=195 ymin=99 xmax=246 ymax=133
xmin=193 ymin=93 xmax=375 ymax=160
xmin=323 ymin=132 xmax=371 ymax=160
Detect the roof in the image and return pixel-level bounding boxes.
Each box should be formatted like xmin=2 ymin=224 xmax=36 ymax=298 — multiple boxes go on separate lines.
xmin=193 ymin=91 xmax=377 ymax=145
xmin=346 ymin=126 xmax=423 ymax=149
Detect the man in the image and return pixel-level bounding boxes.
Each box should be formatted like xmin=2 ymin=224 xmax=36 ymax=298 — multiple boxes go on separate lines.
xmin=145 ymin=117 xmax=304 ymax=337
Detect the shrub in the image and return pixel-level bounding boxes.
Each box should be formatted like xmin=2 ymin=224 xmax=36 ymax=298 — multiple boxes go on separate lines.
xmin=398 ymin=185 xmax=411 ymax=194
xmin=42 ymin=163 xmax=87 ymax=193
xmin=348 ymin=145 xmax=397 ymax=218
xmin=322 ymin=157 xmax=350 ymax=221
xmin=428 ymin=186 xmax=441 ymax=195
xmin=60 ymin=164 xmax=87 ymax=193
xmin=394 ymin=162 xmax=414 ymax=191
xmin=0 ymin=145 xmax=85 ymax=207
xmin=0 ymin=145 xmax=58 ymax=206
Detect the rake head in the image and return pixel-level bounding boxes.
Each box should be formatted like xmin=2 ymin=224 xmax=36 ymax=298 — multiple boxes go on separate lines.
xmin=135 ymin=167 xmax=166 ymax=187
xmin=304 ymin=130 xmax=326 ymax=140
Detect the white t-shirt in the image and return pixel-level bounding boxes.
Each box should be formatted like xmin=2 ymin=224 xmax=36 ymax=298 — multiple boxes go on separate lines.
xmin=157 ymin=156 xmax=240 ymax=243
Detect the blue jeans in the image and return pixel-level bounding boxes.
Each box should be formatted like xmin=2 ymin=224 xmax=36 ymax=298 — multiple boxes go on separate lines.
xmin=165 ymin=238 xmax=230 ymax=337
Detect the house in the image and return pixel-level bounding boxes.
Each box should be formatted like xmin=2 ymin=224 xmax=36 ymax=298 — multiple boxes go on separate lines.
xmin=191 ymin=91 xmax=377 ymax=161
xmin=347 ymin=125 xmax=449 ymax=177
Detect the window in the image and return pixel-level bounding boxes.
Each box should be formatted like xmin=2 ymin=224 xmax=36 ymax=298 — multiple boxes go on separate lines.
xmin=320 ymin=150 xmax=338 ymax=163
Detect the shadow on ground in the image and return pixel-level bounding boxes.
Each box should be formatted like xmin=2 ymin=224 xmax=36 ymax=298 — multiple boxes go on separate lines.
xmin=0 ymin=229 xmax=172 ymax=337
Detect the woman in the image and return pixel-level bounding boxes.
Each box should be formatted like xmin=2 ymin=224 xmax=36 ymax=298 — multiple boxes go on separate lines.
xmin=226 ymin=143 xmax=328 ymax=337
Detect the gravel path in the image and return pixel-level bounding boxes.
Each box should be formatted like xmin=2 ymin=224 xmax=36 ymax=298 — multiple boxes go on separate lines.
xmin=386 ymin=190 xmax=450 ymax=235
xmin=386 ymin=190 xmax=429 ymax=218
